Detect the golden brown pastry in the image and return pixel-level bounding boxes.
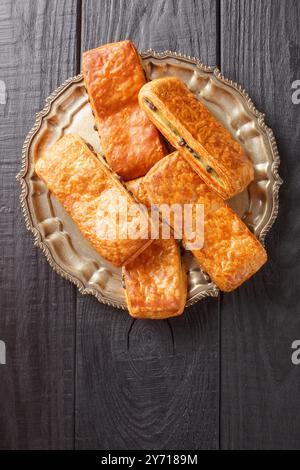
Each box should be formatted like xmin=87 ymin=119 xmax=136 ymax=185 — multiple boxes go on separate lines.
xmin=143 ymin=152 xmax=267 ymax=292
xmin=82 ymin=40 xmax=166 ymax=181
xmin=122 ymin=238 xmax=187 ymax=319
xmin=35 ymin=134 xmax=153 ymax=267
xmin=139 ymin=77 xmax=254 ymax=199
xmin=123 ymin=177 xmax=187 ymax=319
xmin=190 ymin=206 xmax=267 ymax=292
xmin=126 ymin=177 xmax=150 ymax=207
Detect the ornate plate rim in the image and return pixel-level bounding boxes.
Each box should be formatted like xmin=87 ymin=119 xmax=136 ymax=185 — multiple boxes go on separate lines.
xmin=16 ymin=50 xmax=283 ymax=310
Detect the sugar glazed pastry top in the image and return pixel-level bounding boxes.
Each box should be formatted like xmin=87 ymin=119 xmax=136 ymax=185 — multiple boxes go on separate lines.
xmin=82 ymin=40 xmax=166 ymax=181
xmin=139 ymin=76 xmax=254 ymax=199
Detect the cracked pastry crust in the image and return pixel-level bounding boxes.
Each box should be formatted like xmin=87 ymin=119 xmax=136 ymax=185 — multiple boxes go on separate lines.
xmin=123 ymin=177 xmax=187 ymax=319
xmin=139 ymin=77 xmax=254 ymax=199
xmin=143 ymin=152 xmax=267 ymax=292
xmin=82 ymin=40 xmax=166 ymax=181
xmin=35 ymin=134 xmax=153 ymax=267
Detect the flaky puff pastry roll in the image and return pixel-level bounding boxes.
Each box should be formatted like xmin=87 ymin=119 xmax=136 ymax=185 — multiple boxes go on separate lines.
xmin=143 ymin=152 xmax=267 ymax=292
xmin=139 ymin=77 xmax=254 ymax=199
xmin=35 ymin=134 xmax=153 ymax=267
xmin=123 ymin=178 xmax=187 ymax=319
xmin=82 ymin=41 xmax=166 ymax=181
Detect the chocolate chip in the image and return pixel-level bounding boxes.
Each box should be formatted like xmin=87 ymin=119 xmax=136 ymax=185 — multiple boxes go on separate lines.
xmin=178 ymin=137 xmax=186 ymax=146
xmin=150 ymin=103 xmax=157 ymax=111
xmin=144 ymin=98 xmax=157 ymax=112
xmin=206 ymin=165 xmax=213 ymax=173
xmin=186 ymin=145 xmax=200 ymax=159
xmin=93 ymin=124 xmax=98 ymax=131
xmin=86 ymin=142 xmax=95 ymax=152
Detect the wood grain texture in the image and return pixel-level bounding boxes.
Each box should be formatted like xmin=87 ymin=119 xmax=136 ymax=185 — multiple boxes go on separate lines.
xmin=75 ymin=0 xmax=220 ymax=450
xmin=0 ymin=0 xmax=78 ymax=449
xmin=220 ymin=0 xmax=300 ymax=449
xmin=81 ymin=0 xmax=218 ymax=65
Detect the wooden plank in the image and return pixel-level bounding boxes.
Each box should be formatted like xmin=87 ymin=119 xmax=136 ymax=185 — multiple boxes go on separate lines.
xmin=220 ymin=0 xmax=300 ymax=449
xmin=76 ymin=0 xmax=220 ymax=450
xmin=0 ymin=0 xmax=79 ymax=449
xmin=81 ymin=0 xmax=218 ymax=65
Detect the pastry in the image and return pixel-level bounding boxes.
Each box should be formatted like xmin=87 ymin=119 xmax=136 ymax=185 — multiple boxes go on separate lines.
xmin=190 ymin=205 xmax=267 ymax=292
xmin=35 ymin=134 xmax=153 ymax=267
xmin=126 ymin=177 xmax=150 ymax=207
xmin=122 ymin=238 xmax=187 ymax=319
xmin=123 ymin=177 xmax=187 ymax=319
xmin=139 ymin=77 xmax=254 ymax=199
xmin=143 ymin=152 xmax=267 ymax=291
xmin=82 ymin=40 xmax=166 ymax=181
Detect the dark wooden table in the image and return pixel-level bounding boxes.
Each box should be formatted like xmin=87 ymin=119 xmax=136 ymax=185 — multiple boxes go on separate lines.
xmin=0 ymin=0 xmax=299 ymax=450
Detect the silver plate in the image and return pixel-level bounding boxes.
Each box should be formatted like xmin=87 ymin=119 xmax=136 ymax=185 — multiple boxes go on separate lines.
xmin=17 ymin=51 xmax=282 ymax=310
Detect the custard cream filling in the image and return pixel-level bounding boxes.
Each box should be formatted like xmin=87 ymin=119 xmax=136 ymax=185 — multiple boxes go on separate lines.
xmin=144 ymin=98 xmax=224 ymax=185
